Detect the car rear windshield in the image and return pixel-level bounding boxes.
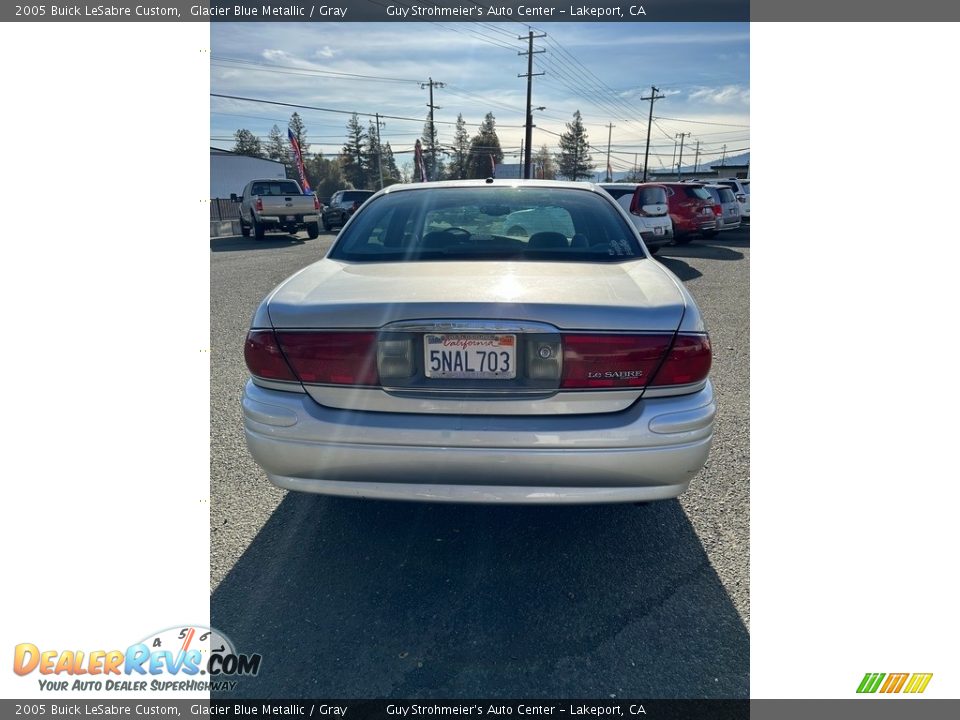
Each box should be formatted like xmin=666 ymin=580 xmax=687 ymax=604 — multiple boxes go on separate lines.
xmin=684 ymin=186 xmax=713 ymax=201
xmin=342 ymin=191 xmax=374 ymax=202
xmin=251 ymin=181 xmax=302 ymax=196
xmin=716 ymin=187 xmax=737 ymax=203
xmin=329 ymin=186 xmax=643 ymax=263
xmin=637 ymin=187 xmax=667 ymax=205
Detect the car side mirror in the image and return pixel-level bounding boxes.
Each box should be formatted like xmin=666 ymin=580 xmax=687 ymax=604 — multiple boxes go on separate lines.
xmin=230 ymin=194 xmax=240 ymax=203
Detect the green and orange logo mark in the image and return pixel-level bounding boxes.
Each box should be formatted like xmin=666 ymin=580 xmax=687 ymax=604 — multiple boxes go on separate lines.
xmin=857 ymin=672 xmax=933 ymax=694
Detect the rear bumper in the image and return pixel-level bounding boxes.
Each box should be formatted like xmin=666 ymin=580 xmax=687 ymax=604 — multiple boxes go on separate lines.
xmin=242 ymin=380 xmax=715 ymax=504
xmin=257 ymin=214 xmax=319 ymax=227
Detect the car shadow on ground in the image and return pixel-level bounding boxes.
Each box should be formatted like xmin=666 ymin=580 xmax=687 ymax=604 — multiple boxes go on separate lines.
xmin=210 ymin=234 xmax=310 ymax=252
xmin=653 ymin=255 xmax=702 ymax=282
xmin=212 ymin=495 xmax=748 ymax=698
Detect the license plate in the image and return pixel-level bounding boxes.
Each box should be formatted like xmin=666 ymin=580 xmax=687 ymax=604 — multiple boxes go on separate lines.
xmin=729 ymin=209 xmax=738 ymax=215
xmin=424 ymin=334 xmax=516 ymax=379
xmin=285 ymin=215 xmax=296 ymax=221
xmin=653 ymin=226 xmax=664 ymax=235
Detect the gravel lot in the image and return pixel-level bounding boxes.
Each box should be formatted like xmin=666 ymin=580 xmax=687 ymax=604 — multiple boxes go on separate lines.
xmin=210 ymin=226 xmax=750 ymax=698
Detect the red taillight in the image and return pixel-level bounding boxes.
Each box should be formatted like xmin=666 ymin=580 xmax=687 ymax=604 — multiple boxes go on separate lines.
xmin=244 ymin=330 xmax=297 ymax=382
xmin=313 ymin=195 xmax=321 ymax=211
xmin=275 ymin=332 xmax=379 ymax=385
xmin=255 ymin=197 xmax=263 ymax=212
xmin=561 ymin=334 xmax=674 ymax=389
xmin=560 ymin=333 xmax=711 ymax=389
xmin=649 ymin=334 xmax=712 ymax=386
xmin=713 ymin=204 xmax=722 ymax=217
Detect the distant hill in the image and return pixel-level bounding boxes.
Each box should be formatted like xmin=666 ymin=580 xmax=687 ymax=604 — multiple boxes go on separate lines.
xmin=608 ymin=151 xmax=750 ymax=181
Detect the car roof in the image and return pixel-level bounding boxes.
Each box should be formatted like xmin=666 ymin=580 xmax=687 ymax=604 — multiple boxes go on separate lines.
xmin=379 ymin=178 xmax=610 ymax=196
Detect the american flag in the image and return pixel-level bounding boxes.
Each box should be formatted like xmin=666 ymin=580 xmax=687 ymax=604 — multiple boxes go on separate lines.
xmin=288 ymin=128 xmax=311 ymax=193
xmin=414 ymin=139 xmax=427 ymax=182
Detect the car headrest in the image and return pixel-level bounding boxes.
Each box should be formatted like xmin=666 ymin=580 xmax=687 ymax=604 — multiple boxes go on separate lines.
xmin=528 ymin=231 xmax=569 ymax=249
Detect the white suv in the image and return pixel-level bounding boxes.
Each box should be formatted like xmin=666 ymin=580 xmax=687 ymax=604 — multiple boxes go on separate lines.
xmin=715 ymin=178 xmax=750 ymax=223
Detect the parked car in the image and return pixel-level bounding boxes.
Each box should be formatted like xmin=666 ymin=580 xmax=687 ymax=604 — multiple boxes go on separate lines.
xmin=321 ymin=189 xmax=375 ymax=231
xmin=233 ymin=179 xmax=320 ymax=240
xmin=243 ymin=180 xmax=714 ymax=504
xmin=599 ymin=183 xmax=673 ymax=253
xmin=715 ymin=178 xmax=750 ymax=223
xmin=702 ymin=183 xmax=741 ymax=231
xmin=657 ymin=182 xmax=718 ymax=243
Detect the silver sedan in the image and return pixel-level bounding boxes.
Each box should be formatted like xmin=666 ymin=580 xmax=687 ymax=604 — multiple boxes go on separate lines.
xmin=242 ymin=180 xmax=715 ymax=503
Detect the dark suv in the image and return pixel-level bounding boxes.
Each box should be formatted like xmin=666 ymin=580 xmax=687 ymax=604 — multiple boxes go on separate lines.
xmin=657 ymin=183 xmax=718 ymax=244
xmin=321 ymin=190 xmax=375 ymax=231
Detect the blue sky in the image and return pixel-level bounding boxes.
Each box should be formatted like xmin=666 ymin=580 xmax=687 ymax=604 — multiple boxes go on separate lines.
xmin=210 ymin=22 xmax=749 ymax=175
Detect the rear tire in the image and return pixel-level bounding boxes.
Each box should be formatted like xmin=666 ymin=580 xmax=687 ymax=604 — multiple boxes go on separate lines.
xmin=307 ymin=222 xmax=320 ymax=239
xmin=240 ymin=220 xmax=250 ymax=238
xmin=322 ymin=216 xmax=331 ymax=232
xmin=253 ymin=219 xmax=265 ymax=240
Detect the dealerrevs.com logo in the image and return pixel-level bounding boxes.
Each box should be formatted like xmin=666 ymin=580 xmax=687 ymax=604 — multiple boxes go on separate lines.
xmin=13 ymin=625 xmax=261 ymax=693
xmin=857 ymin=672 xmax=933 ymax=694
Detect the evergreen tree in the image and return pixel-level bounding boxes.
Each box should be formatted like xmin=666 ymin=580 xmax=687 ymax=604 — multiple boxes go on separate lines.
xmin=364 ymin=120 xmax=383 ymax=189
xmin=420 ymin=113 xmax=443 ymax=182
xmin=383 ymin=142 xmax=401 ymax=184
xmin=266 ymin=124 xmax=291 ymax=178
xmin=232 ymin=129 xmax=264 ymax=158
xmin=341 ymin=113 xmax=367 ymax=189
xmin=287 ymin=112 xmax=310 ymax=157
xmin=446 ymin=113 xmax=470 ymax=180
xmin=533 ymin=144 xmax=558 ymax=180
xmin=466 ymin=112 xmax=504 ymax=179
xmin=557 ymin=110 xmax=594 ymax=181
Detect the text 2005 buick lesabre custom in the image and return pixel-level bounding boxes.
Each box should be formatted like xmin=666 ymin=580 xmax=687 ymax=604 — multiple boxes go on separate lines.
xmin=242 ymin=180 xmax=715 ymax=503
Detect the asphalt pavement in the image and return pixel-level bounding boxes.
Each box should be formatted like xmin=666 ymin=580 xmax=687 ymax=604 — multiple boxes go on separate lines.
xmin=210 ymin=227 xmax=750 ymax=698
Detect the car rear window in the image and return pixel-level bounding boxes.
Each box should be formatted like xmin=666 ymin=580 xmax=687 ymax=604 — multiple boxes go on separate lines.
xmin=637 ymin=187 xmax=667 ymax=205
xmin=717 ymin=187 xmax=737 ymax=203
xmin=251 ymin=181 xmax=302 ymax=196
xmin=683 ymin=186 xmax=713 ymax=201
xmin=329 ymin=187 xmax=643 ymax=263
xmin=342 ymin=191 xmax=374 ymax=203
xmin=742 ymin=181 xmax=750 ymax=194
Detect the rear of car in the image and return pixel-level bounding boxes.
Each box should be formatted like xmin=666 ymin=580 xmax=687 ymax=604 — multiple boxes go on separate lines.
xmin=242 ymin=180 xmax=714 ymax=504
xmin=659 ymin=183 xmax=718 ymax=243
xmin=238 ymin=179 xmax=321 ymax=240
xmin=717 ymin=178 xmax=750 ymax=223
xmin=703 ymin=184 xmax=741 ymax=232
xmin=321 ymin=189 xmax=375 ymax=231
xmin=599 ymin=183 xmax=674 ymax=252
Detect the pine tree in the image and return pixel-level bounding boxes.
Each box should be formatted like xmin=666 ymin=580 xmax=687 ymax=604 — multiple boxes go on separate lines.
xmin=288 ymin=112 xmax=310 ymax=157
xmin=341 ymin=113 xmax=367 ymax=189
xmin=364 ymin=120 xmax=383 ymax=189
xmin=466 ymin=112 xmax=504 ymax=179
xmin=533 ymin=145 xmax=558 ymax=179
xmin=232 ymin=129 xmax=264 ymax=158
xmin=446 ymin=113 xmax=470 ymax=180
xmin=266 ymin=124 xmax=291 ymax=178
xmin=557 ymin=111 xmax=594 ymax=181
xmin=420 ymin=113 xmax=443 ymax=181
xmin=383 ymin=142 xmax=401 ymax=184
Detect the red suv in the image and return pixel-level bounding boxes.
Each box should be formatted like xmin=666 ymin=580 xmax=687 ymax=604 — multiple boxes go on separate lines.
xmin=658 ymin=183 xmax=718 ymax=243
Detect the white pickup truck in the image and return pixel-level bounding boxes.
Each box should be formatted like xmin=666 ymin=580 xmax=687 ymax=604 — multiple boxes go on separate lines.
xmin=233 ymin=179 xmax=321 ymax=240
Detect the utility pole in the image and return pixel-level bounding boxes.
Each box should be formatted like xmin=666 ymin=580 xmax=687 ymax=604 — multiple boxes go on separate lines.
xmin=519 ymin=30 xmax=546 ymax=179
xmin=604 ymin=123 xmax=615 ymax=182
xmin=693 ymin=139 xmax=701 ymax=175
xmin=374 ymin=113 xmax=385 ymax=190
xmin=641 ymin=85 xmax=664 ymax=182
xmin=420 ymin=77 xmax=445 ymax=181
xmin=720 ymin=144 xmax=727 ymax=167
xmin=676 ymin=132 xmax=690 ymax=180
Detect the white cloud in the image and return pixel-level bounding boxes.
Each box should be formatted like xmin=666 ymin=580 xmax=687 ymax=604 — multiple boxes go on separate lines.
xmin=688 ymin=85 xmax=750 ymax=106
xmin=315 ymin=46 xmax=336 ymax=59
